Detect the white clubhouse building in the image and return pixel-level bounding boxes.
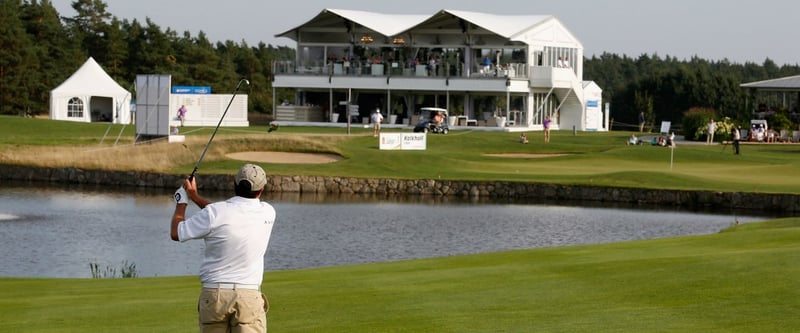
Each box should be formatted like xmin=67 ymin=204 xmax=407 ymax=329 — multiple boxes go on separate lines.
xmin=272 ymin=9 xmax=605 ymax=131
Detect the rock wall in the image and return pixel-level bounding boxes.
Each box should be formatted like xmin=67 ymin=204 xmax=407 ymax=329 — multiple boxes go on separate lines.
xmin=1 ymin=164 xmax=797 ymax=212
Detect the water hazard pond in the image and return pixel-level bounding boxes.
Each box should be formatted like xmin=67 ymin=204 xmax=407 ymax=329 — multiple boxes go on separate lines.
xmin=0 ymin=182 xmax=776 ymax=278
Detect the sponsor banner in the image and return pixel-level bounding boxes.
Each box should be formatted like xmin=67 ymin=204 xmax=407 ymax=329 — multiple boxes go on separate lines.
xmin=379 ymin=133 xmax=403 ymax=150
xmin=379 ymin=133 xmax=427 ymax=150
xmin=172 ymin=86 xmax=211 ymax=94
xmin=401 ymin=133 xmax=427 ymax=150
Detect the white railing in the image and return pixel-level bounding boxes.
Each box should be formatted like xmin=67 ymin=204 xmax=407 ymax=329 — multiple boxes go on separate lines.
xmin=274 ymin=60 xmax=530 ymax=79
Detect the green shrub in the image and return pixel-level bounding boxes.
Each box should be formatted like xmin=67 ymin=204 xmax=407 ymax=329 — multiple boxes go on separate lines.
xmin=714 ymin=117 xmax=736 ymax=142
xmin=682 ymin=107 xmax=717 ymax=141
xmin=769 ymin=112 xmax=793 ymax=131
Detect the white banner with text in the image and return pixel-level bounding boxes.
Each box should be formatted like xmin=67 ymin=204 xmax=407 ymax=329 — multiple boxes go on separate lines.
xmin=379 ymin=133 xmax=427 ymax=150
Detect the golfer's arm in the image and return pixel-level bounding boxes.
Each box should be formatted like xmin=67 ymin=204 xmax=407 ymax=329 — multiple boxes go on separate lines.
xmin=170 ymin=203 xmax=187 ymax=241
xmin=189 ymin=193 xmax=211 ymax=209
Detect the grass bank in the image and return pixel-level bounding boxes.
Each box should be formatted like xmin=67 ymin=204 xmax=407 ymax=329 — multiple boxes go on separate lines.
xmin=2 ymin=116 xmax=799 ymax=194
xmin=1 ymin=218 xmax=798 ymax=332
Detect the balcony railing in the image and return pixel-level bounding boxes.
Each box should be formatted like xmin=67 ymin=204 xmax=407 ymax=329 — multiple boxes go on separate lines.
xmin=273 ymin=60 xmax=530 ymax=79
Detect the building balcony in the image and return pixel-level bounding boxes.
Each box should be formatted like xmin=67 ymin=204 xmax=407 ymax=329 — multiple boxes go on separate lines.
xmin=273 ymin=60 xmax=531 ymax=80
xmin=274 ymin=61 xmax=579 ymax=90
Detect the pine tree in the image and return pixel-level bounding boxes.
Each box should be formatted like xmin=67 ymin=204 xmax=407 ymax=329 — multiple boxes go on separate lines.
xmin=0 ymin=0 xmax=37 ymax=115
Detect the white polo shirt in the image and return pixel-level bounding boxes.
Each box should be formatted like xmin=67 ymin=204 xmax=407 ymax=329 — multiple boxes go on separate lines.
xmin=178 ymin=196 xmax=276 ymax=285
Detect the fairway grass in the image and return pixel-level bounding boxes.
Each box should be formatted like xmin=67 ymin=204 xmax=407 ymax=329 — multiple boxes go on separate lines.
xmin=1 ymin=218 xmax=798 ymax=332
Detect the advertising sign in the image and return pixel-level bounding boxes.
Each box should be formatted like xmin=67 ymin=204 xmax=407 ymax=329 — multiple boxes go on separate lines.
xmin=171 ymin=86 xmax=211 ymax=94
xmin=379 ymin=133 xmax=427 ymax=150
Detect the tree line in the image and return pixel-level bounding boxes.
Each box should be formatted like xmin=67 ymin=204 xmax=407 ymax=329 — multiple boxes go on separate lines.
xmin=584 ymin=53 xmax=800 ymax=132
xmin=0 ymin=0 xmax=293 ymax=116
xmin=2 ymin=0 xmax=799 ymax=131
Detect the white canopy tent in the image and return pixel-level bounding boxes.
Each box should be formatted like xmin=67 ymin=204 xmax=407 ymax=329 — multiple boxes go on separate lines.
xmin=50 ymin=57 xmax=132 ymax=124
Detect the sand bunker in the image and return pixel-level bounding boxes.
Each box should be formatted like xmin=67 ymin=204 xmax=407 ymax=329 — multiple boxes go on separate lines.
xmin=485 ymin=153 xmax=568 ymax=158
xmin=226 ymin=151 xmax=343 ymax=164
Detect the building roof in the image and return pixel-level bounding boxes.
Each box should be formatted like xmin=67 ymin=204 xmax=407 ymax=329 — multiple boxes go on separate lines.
xmin=276 ymin=8 xmax=561 ymax=42
xmin=440 ymin=10 xmax=552 ymax=39
xmin=51 ymin=57 xmax=130 ymax=97
xmin=740 ymin=75 xmax=800 ymax=91
xmin=275 ymin=8 xmax=429 ymax=40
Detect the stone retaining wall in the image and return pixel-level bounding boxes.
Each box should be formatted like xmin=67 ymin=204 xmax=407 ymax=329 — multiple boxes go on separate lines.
xmin=1 ymin=164 xmax=797 ymax=212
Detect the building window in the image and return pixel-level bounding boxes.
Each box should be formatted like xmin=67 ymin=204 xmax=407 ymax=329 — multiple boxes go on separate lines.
xmin=67 ymin=97 xmax=83 ymax=118
xmin=543 ymin=46 xmax=577 ymax=71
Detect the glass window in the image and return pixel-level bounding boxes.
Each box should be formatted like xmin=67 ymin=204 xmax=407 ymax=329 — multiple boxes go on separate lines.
xmin=67 ymin=97 xmax=83 ymax=118
xmin=299 ymin=46 xmax=325 ymax=69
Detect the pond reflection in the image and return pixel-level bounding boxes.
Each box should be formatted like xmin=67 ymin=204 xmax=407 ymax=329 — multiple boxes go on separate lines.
xmin=0 ymin=181 xmax=778 ymax=278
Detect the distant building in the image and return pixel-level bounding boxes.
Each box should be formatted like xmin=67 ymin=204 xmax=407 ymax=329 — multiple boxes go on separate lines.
xmin=272 ymin=9 xmax=604 ymax=131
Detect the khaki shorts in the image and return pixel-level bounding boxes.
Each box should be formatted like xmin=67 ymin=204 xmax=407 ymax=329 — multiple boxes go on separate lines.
xmin=198 ymin=288 xmax=268 ymax=333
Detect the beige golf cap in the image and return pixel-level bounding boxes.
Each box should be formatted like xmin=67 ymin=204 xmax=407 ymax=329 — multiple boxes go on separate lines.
xmin=235 ymin=163 xmax=267 ymax=191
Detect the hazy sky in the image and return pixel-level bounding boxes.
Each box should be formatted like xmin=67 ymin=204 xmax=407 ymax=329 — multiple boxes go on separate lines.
xmin=51 ymin=0 xmax=799 ymax=66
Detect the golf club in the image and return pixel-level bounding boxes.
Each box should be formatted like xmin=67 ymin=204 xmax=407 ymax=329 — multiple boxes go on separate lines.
xmin=188 ymin=78 xmax=250 ymax=181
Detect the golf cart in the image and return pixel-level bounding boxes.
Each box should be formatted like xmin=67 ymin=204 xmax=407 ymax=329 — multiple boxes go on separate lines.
xmin=413 ymin=107 xmax=450 ymax=134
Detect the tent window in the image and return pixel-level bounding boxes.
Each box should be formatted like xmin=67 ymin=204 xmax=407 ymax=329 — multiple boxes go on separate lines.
xmin=67 ymin=97 xmax=83 ymax=118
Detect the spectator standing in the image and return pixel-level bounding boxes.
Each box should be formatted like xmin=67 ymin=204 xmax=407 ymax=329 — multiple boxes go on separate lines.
xmin=543 ymin=116 xmax=552 ymax=143
xmin=177 ymin=105 xmax=188 ymax=127
xmin=371 ymin=108 xmax=384 ymax=137
xmin=638 ymin=112 xmax=645 ymax=133
xmin=494 ymin=50 xmax=502 ymax=75
xmin=707 ymin=119 xmax=716 ymax=144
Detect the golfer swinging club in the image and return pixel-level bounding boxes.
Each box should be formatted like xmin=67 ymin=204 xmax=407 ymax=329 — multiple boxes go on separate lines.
xmin=171 ymin=163 xmax=276 ymax=332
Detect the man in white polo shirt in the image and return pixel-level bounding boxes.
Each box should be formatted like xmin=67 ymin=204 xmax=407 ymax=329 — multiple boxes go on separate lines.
xmin=171 ymin=163 xmax=276 ymax=333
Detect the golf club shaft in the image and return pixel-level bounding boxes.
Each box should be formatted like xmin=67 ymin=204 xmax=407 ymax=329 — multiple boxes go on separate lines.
xmin=189 ymin=78 xmax=249 ymax=180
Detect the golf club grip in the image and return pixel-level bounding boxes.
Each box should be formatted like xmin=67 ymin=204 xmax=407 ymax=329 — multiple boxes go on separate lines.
xmin=188 ymin=167 xmax=199 ymax=181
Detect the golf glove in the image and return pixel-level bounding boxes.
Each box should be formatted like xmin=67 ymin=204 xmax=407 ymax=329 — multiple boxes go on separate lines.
xmin=174 ymin=187 xmax=188 ymax=205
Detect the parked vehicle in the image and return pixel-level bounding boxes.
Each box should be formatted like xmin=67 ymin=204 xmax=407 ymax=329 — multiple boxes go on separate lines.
xmin=413 ymin=107 xmax=449 ymax=134
xmin=749 ymin=119 xmax=768 ymax=141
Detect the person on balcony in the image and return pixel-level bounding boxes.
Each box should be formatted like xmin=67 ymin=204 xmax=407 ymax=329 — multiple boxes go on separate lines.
xmin=557 ymin=57 xmax=570 ymax=68
xmin=494 ymin=51 xmax=502 ymax=76
xmin=427 ymin=56 xmax=438 ymax=76
xmin=482 ymin=56 xmax=492 ymax=75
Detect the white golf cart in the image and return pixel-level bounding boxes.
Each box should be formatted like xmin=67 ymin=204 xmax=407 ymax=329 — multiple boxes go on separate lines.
xmin=413 ymin=107 xmax=450 ymax=134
